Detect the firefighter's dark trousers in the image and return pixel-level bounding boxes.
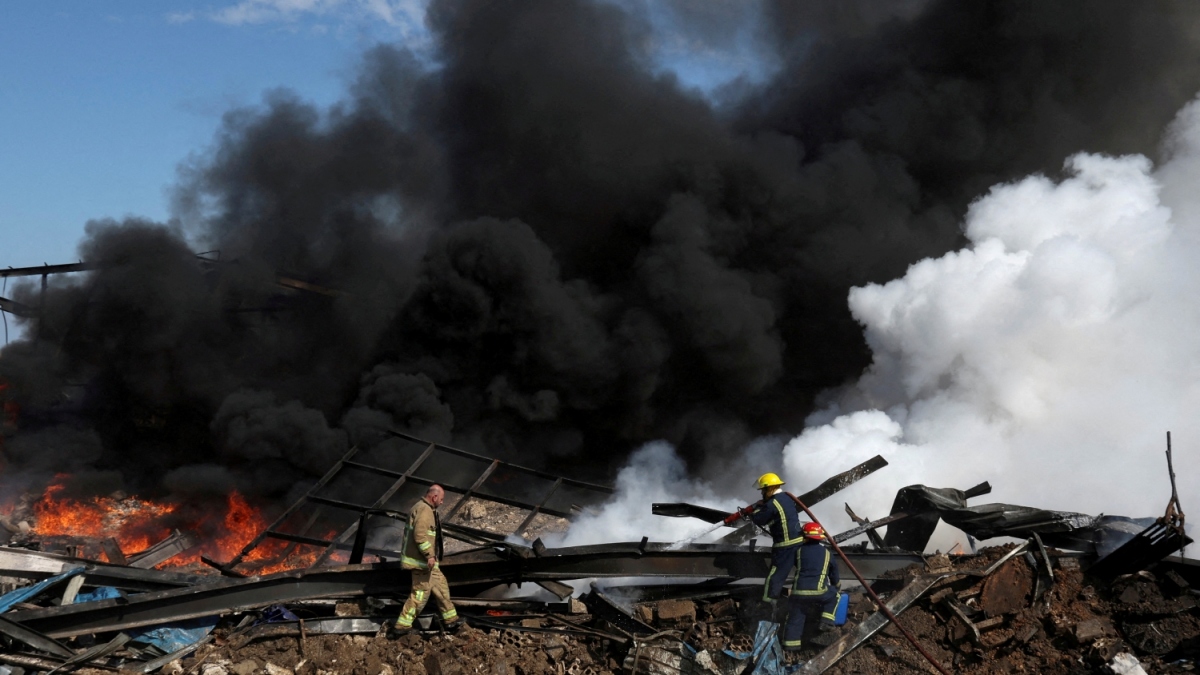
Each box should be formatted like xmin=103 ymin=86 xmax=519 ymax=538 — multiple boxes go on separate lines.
xmin=782 ymin=587 xmax=839 ymax=651
xmin=763 ymin=545 xmax=800 ymax=601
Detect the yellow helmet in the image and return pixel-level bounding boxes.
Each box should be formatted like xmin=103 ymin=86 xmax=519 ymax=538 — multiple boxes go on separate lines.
xmin=755 ymin=472 xmax=785 ymax=490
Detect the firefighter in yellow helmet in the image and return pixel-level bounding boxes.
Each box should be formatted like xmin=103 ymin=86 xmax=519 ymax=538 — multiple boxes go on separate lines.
xmin=388 ymin=485 xmax=461 ymax=638
xmin=748 ymin=473 xmax=805 ymax=605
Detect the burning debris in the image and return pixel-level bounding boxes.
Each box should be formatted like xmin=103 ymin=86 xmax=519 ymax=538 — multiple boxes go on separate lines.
xmin=0 ymin=435 xmax=1186 ymax=675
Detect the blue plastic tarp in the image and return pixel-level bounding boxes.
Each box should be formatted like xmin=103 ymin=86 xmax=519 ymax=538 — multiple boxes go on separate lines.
xmin=722 ymin=620 xmax=788 ymax=675
xmin=73 ymin=586 xmax=217 ymax=653
xmin=128 ymin=616 xmax=219 ymax=653
xmin=0 ymin=567 xmax=84 ymax=612
xmin=73 ymin=585 xmax=123 ymax=604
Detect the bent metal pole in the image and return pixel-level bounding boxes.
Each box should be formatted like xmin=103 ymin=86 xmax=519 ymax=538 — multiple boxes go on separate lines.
xmin=785 ymin=492 xmax=952 ymax=675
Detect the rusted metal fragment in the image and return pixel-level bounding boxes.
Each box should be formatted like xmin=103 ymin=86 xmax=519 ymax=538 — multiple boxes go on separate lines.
xmin=979 ymin=556 xmax=1033 ymax=617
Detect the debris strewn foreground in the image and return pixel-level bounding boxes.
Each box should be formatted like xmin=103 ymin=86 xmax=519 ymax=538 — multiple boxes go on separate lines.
xmin=0 ymin=432 xmax=1193 ymax=674
xmin=11 ymin=544 xmax=1196 ymax=675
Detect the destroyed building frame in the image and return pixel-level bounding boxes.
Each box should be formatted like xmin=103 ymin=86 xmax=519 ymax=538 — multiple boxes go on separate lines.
xmin=0 ymin=422 xmax=1192 ymax=673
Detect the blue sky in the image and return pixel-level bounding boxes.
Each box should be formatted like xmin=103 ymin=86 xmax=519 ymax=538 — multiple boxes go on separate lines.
xmin=0 ymin=0 xmax=772 ymax=273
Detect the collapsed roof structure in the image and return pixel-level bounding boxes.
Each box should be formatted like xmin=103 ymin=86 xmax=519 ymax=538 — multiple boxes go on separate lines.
xmin=0 ymin=431 xmax=1189 ymax=674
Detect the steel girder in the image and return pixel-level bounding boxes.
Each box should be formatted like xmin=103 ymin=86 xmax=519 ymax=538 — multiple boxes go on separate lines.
xmin=7 ymin=542 xmax=921 ymax=638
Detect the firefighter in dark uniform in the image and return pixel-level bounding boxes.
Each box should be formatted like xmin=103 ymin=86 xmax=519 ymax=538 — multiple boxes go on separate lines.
xmin=749 ymin=473 xmax=805 ymax=603
xmin=782 ymin=522 xmax=841 ymax=651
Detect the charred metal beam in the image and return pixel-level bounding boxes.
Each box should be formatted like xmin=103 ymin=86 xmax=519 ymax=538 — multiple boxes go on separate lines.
xmin=9 ymin=566 xmax=405 ymax=638
xmin=1087 ymin=520 xmax=1193 ymax=580
xmin=515 ymin=478 xmax=563 ymax=535
xmin=845 ymin=504 xmax=887 ymax=549
xmin=444 ymin=459 xmax=502 ymax=522
xmin=100 ymin=539 xmax=127 ymax=567
xmin=8 ymin=543 xmax=922 ymax=638
xmin=337 ymin=464 xmax=582 ymax=520
xmin=127 ymin=530 xmax=195 ymax=569
xmin=246 ymin=433 xmax=615 ymax=571
xmin=535 ymin=580 xmax=574 ymax=600
xmin=225 ymin=446 xmax=360 ymax=569
xmin=799 ymin=573 xmax=953 ymax=674
xmin=0 ymin=547 xmax=208 ymax=591
xmin=0 ymin=296 xmax=37 ymax=318
xmin=235 ymin=617 xmax=383 ymax=644
xmin=0 ymin=614 xmax=74 ymax=658
xmin=718 ymin=455 xmax=891 ymax=544
xmin=0 ymin=262 xmax=94 ymax=278
xmin=0 ymin=548 xmax=84 ymax=577
xmin=54 ymin=631 xmax=131 ymax=672
xmin=655 ymin=457 xmax=892 ymax=529
xmin=313 ymin=443 xmax=437 ymax=567
xmin=832 ymin=512 xmax=908 ymax=544
xmin=798 ymin=455 xmax=889 ymax=506
xmin=650 ymin=503 xmax=730 ymax=524
xmin=385 ymin=429 xmax=616 ymax=493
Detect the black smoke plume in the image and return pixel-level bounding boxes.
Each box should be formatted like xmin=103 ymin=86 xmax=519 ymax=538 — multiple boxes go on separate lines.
xmin=3 ymin=0 xmax=1200 ymax=503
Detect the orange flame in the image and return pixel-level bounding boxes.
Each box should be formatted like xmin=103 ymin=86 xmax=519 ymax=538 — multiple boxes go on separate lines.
xmin=33 ymin=479 xmax=176 ymax=554
xmin=30 ymin=476 xmax=332 ymax=574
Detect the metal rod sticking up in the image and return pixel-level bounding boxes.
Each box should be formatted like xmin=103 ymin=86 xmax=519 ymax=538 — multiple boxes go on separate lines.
xmin=1165 ymin=431 xmax=1187 ymax=559
xmin=785 ymin=491 xmax=952 ymax=675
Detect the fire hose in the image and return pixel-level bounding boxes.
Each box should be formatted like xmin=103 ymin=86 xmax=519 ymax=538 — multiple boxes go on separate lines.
xmin=729 ymin=495 xmax=952 ymax=675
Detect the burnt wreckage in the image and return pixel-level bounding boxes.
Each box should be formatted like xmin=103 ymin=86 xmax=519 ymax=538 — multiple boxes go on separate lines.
xmin=0 ymin=252 xmax=1193 ymax=675
xmin=0 ymin=426 xmax=1188 ymax=674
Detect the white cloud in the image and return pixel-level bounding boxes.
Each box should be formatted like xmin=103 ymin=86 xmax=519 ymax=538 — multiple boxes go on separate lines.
xmin=187 ymin=0 xmax=429 ymax=41
xmin=212 ymin=0 xmax=346 ymax=25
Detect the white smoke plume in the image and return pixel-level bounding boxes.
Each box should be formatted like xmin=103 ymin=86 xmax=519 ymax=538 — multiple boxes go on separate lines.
xmin=565 ymin=94 xmax=1200 ymax=550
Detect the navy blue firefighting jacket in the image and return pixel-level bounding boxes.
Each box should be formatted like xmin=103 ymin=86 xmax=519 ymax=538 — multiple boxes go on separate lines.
xmin=794 ymin=540 xmax=840 ymax=595
xmin=750 ymin=492 xmax=805 ymax=548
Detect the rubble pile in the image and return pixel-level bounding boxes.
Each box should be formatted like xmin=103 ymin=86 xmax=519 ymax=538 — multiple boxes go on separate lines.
xmin=0 ymin=545 xmax=1194 ymax=674
xmin=824 ymin=548 xmax=1200 ymax=674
